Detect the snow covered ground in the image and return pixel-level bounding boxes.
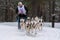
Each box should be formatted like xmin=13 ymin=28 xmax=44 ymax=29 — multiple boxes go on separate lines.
xmin=43 ymin=22 xmax=60 ymax=29
xmin=0 ymin=22 xmax=60 ymax=40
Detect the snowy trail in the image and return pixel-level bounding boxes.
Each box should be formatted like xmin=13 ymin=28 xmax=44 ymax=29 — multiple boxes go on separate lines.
xmin=0 ymin=22 xmax=60 ymax=40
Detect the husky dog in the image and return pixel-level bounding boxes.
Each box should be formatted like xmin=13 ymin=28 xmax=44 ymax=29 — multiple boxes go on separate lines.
xmin=34 ymin=16 xmax=43 ymax=31
xmin=25 ymin=17 xmax=37 ymax=35
xmin=25 ymin=17 xmax=31 ymax=33
xmin=20 ymin=18 xmax=26 ymax=30
xmin=30 ymin=18 xmax=36 ymax=34
xmin=36 ymin=18 xmax=43 ymax=31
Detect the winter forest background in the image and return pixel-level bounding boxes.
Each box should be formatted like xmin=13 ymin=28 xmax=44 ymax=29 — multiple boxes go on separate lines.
xmin=0 ymin=0 xmax=60 ymax=22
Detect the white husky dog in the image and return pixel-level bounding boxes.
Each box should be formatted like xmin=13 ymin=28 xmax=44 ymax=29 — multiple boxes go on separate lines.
xmin=20 ymin=18 xmax=26 ymax=30
xmin=25 ymin=17 xmax=31 ymax=33
xmin=34 ymin=16 xmax=43 ymax=31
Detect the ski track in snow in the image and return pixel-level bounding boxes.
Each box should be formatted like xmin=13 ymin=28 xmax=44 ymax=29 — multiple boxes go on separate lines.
xmin=0 ymin=22 xmax=60 ymax=40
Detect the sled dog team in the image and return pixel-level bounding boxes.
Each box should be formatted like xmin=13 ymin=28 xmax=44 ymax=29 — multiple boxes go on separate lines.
xmin=20 ymin=16 xmax=43 ymax=34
